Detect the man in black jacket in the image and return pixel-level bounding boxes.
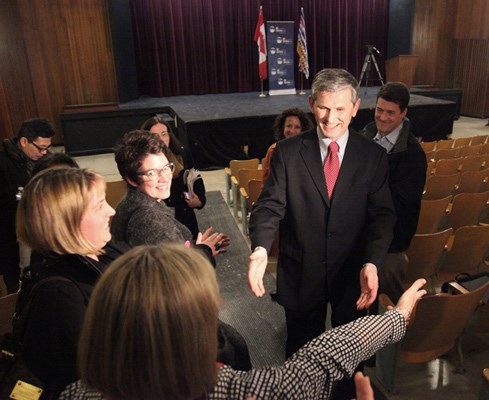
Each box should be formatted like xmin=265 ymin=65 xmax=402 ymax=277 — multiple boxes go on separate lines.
xmin=361 ymin=82 xmax=427 ymax=301
xmin=0 ymin=118 xmax=55 ymax=293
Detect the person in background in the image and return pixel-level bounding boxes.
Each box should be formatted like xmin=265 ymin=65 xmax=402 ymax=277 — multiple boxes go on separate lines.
xmin=0 ymin=118 xmax=55 ymax=293
xmin=141 ymin=116 xmax=206 ymax=239
xmin=59 ymin=243 xmax=426 ymax=400
xmin=262 ymin=107 xmax=313 ymax=184
xmin=248 ymin=69 xmax=396 ymax=399
xmin=361 ymin=82 xmax=427 ymax=302
xmin=31 ymin=152 xmax=79 ymax=177
xmin=15 ymin=168 xmax=128 ymax=398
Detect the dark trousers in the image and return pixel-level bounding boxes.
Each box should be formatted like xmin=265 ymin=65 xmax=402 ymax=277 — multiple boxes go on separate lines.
xmin=284 ymin=291 xmax=367 ymax=400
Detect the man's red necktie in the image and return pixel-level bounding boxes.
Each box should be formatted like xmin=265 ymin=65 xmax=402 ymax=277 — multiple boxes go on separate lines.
xmin=324 ymin=141 xmax=339 ymax=198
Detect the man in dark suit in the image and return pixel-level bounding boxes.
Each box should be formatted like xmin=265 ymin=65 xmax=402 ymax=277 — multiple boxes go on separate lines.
xmin=361 ymin=82 xmax=427 ymax=302
xmin=248 ymin=69 xmax=396 ymax=395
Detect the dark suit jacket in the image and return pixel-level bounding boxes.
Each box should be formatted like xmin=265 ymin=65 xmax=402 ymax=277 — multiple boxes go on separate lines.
xmin=362 ymin=119 xmax=427 ymax=252
xmin=249 ymin=128 xmax=395 ymax=312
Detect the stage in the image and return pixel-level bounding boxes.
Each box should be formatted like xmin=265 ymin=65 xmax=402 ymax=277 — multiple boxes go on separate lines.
xmin=61 ymin=87 xmax=457 ymax=169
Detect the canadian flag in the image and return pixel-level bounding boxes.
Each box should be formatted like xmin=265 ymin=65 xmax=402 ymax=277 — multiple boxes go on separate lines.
xmin=253 ymin=6 xmax=267 ymax=80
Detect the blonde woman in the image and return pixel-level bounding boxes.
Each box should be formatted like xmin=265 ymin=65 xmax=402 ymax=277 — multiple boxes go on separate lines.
xmin=15 ymin=168 xmax=128 ymax=398
xmin=60 ymin=244 xmax=426 ymax=400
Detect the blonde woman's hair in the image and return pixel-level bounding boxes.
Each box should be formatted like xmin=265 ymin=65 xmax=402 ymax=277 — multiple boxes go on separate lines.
xmin=78 ymin=244 xmax=220 ymax=400
xmin=16 ymin=167 xmax=106 ymax=256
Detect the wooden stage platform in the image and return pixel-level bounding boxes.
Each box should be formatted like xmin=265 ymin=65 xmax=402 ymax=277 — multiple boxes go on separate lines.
xmin=61 ymin=88 xmax=457 ymax=169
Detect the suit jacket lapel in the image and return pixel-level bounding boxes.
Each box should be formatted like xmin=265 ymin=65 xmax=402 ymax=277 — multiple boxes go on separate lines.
xmin=299 ymin=130 xmax=330 ymax=206
xmin=334 ymin=130 xmax=360 ymax=202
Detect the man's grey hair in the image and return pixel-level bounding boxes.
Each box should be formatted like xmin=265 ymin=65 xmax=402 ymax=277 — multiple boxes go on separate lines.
xmin=311 ymin=68 xmax=359 ymax=104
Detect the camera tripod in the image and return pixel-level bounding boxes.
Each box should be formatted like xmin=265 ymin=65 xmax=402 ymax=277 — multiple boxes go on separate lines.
xmin=358 ymin=45 xmax=384 ymax=88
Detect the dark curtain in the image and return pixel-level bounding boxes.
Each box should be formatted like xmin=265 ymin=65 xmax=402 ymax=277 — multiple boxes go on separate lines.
xmin=130 ymin=0 xmax=389 ymax=97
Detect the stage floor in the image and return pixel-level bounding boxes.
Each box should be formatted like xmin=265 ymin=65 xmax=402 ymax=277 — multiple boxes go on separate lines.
xmin=119 ymin=87 xmax=454 ymax=123
xmin=119 ymin=88 xmax=456 ymax=169
xmin=61 ymin=88 xmax=457 ymax=169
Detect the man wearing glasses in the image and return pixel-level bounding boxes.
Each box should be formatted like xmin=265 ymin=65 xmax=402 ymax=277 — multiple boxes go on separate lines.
xmin=0 ymin=118 xmax=55 ymax=293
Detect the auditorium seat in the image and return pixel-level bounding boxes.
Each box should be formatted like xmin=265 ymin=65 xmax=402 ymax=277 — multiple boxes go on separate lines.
xmin=460 ymin=155 xmax=485 ymax=172
xmin=456 ymin=169 xmax=489 ymax=194
xmin=404 ymin=228 xmax=453 ymax=292
xmin=433 ymin=147 xmax=462 ymax=161
xmin=224 ymin=158 xmax=259 ymax=206
xmin=434 ymin=157 xmax=463 ymax=175
xmin=240 ymin=178 xmax=263 ymax=235
xmin=460 ymin=144 xmax=483 ymax=157
xmin=377 ymin=280 xmax=489 ymax=393
xmin=444 ymin=191 xmax=489 ymax=231
xmin=436 ymin=139 xmax=454 ymax=150
xmin=416 ymin=196 xmax=452 ymax=234
xmin=470 ymin=135 xmax=489 ymax=146
xmin=453 ymin=137 xmax=472 ymax=148
xmin=105 ymin=180 xmax=127 ymax=209
xmin=423 ymin=173 xmax=460 ymax=200
xmin=232 ymin=168 xmax=262 ymax=218
xmin=420 ymin=141 xmax=436 ymax=152
xmin=435 ymin=225 xmax=489 ymax=284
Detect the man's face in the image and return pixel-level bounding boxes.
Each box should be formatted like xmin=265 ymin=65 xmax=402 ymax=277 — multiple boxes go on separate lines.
xmin=308 ymin=88 xmax=360 ymax=141
xmin=375 ymin=97 xmax=407 ymax=136
xmin=19 ymin=136 xmax=52 ymax=161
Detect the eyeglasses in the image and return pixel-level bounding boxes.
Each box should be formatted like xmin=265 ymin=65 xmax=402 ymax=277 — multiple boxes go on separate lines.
xmin=138 ymin=163 xmax=175 ymax=181
xmin=28 ymin=139 xmax=52 ymax=153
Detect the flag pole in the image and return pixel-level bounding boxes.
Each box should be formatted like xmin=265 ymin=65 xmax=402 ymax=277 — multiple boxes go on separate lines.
xmin=299 ymin=75 xmax=305 ymax=95
xmin=259 ymin=80 xmax=266 ymax=97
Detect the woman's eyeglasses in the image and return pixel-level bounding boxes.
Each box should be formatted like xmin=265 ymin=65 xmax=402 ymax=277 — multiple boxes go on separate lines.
xmin=138 ymin=163 xmax=175 ymax=181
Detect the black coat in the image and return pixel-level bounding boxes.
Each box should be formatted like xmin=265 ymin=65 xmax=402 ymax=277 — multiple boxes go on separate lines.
xmin=0 ymin=139 xmax=36 ymax=289
xmin=19 ymin=241 xmax=128 ymax=398
xmin=362 ymin=120 xmax=427 ymax=252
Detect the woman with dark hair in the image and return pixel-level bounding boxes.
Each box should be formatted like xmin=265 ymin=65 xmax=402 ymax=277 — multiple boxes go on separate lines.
xmin=60 ymin=243 xmax=426 ymax=400
xmin=111 ymin=129 xmax=227 ymax=263
xmin=141 ymin=116 xmax=205 ymax=238
xmin=262 ymin=108 xmax=314 ymax=184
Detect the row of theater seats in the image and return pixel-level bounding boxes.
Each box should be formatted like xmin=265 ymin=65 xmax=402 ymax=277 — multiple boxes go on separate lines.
xmin=376 ymin=136 xmax=489 ymax=392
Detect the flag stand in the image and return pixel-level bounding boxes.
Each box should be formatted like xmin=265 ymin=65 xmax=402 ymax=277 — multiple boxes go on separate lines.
xmin=259 ymin=80 xmax=266 ymax=97
xmin=298 ymin=75 xmax=306 ymax=95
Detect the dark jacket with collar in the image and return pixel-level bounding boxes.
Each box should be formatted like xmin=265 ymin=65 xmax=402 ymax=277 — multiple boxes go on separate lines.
xmin=19 ymin=241 xmax=129 ymax=398
xmin=362 ymin=119 xmax=427 ymax=252
xmin=250 ymin=128 xmax=395 ymax=312
xmin=0 ymin=138 xmax=36 ymax=286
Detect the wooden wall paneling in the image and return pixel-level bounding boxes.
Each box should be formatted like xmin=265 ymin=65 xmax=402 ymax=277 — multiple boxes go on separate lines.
xmin=412 ymin=0 xmax=456 ymax=87
xmin=0 ymin=0 xmax=38 ymax=140
xmin=452 ymin=39 xmax=489 ymax=117
xmin=455 ymin=0 xmax=489 ymax=39
xmin=16 ymin=0 xmax=118 ymax=144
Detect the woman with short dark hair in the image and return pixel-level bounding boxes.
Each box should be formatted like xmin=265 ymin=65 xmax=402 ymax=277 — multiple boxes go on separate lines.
xmin=141 ymin=116 xmax=206 ymax=238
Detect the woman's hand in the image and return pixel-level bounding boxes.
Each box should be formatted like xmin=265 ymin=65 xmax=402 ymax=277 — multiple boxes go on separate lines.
xmin=388 ymin=278 xmax=427 ymax=323
xmin=184 ymin=192 xmax=202 ymax=208
xmin=196 ymin=227 xmax=230 ymax=256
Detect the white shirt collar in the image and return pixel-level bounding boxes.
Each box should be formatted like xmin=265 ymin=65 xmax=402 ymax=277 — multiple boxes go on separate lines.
xmin=373 ymin=119 xmax=404 ymax=152
xmin=317 ymin=126 xmax=349 ymax=165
